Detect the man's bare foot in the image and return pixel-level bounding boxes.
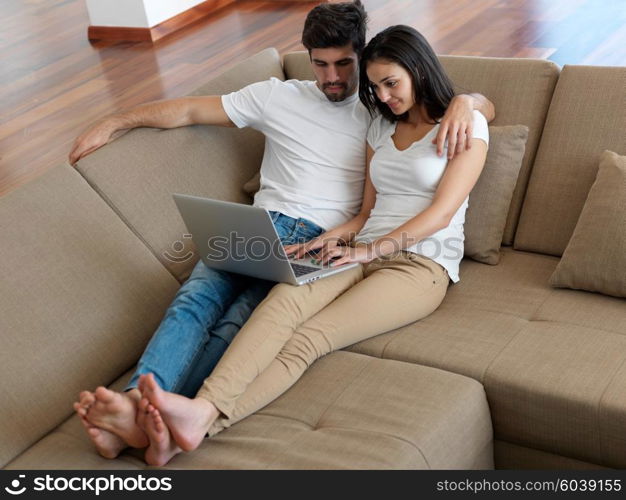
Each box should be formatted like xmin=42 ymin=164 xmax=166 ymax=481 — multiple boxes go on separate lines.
xmin=73 ymin=390 xmax=96 ymax=418
xmin=140 ymin=373 xmax=219 ymax=452
xmin=85 ymin=387 xmax=148 ymax=449
xmin=74 ymin=391 xmax=126 ymax=459
xmin=77 ymin=414 xmax=126 ymax=459
xmin=136 ymin=398 xmax=183 ymax=466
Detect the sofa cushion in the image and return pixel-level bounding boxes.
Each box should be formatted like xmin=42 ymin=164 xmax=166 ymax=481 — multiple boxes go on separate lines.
xmin=0 ymin=164 xmax=179 ymax=468
xmin=346 ymin=248 xmax=626 ymax=467
xmin=515 ymin=65 xmax=626 ymax=256
xmin=440 ymin=56 xmax=559 ymax=246
xmin=495 ymin=441 xmax=608 ymax=470
xmin=7 ymin=352 xmax=493 ymax=470
xmin=464 ymin=125 xmax=528 ymax=264
xmin=550 ymin=150 xmax=626 ymax=298
xmin=75 ymin=48 xmax=285 ymax=283
xmin=485 ymin=320 xmax=626 ymax=468
xmin=347 ymin=249 xmax=559 ymax=380
xmin=284 ymin=53 xmax=561 ymax=246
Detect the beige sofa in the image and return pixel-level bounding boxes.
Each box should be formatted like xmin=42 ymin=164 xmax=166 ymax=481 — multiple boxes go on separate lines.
xmin=1 ymin=48 xmax=625 ymax=470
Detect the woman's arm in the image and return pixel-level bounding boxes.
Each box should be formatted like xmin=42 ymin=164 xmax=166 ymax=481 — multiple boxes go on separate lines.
xmin=324 ymin=138 xmax=488 ymax=266
xmin=285 ymin=145 xmax=377 ymax=259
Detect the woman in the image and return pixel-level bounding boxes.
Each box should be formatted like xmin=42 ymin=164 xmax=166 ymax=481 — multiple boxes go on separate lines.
xmin=134 ymin=25 xmax=489 ymax=466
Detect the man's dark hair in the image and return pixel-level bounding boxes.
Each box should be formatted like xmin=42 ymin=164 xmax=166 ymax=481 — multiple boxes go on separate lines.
xmin=359 ymin=25 xmax=455 ymax=123
xmin=302 ymin=0 xmax=368 ymax=55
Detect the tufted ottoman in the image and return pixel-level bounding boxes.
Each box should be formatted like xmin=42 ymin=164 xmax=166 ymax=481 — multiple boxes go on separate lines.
xmin=170 ymin=351 xmax=494 ymax=469
xmin=7 ymin=351 xmax=493 ymax=469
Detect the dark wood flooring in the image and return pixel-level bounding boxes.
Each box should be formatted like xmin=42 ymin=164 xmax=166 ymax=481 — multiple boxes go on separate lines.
xmin=2 ymin=0 xmax=626 ymax=195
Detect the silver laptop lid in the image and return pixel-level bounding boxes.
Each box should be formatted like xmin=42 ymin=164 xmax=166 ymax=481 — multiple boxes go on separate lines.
xmin=173 ymin=194 xmax=299 ymax=284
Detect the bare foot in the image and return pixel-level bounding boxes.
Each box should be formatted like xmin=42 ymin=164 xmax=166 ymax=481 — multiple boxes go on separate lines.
xmin=73 ymin=391 xmax=95 ymax=418
xmin=74 ymin=391 xmax=126 ymax=459
xmin=77 ymin=414 xmax=126 ymax=459
xmin=140 ymin=373 xmax=219 ymax=452
xmin=137 ymin=398 xmax=183 ymax=466
xmin=85 ymin=387 xmax=148 ymax=449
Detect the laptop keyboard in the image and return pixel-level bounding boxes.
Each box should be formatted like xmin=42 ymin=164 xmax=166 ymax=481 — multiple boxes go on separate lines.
xmin=290 ymin=263 xmax=321 ymax=277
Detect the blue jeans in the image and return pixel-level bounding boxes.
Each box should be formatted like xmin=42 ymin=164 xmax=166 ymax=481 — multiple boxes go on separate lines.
xmin=126 ymin=211 xmax=324 ymax=397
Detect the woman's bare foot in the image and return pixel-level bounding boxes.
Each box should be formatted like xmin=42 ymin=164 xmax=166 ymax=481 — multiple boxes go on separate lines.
xmin=136 ymin=398 xmax=183 ymax=466
xmin=139 ymin=373 xmax=219 ymax=452
xmin=77 ymin=414 xmax=126 ymax=459
xmin=84 ymin=387 xmax=148 ymax=449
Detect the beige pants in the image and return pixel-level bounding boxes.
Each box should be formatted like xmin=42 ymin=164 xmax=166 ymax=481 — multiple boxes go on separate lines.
xmin=196 ymin=251 xmax=449 ymax=436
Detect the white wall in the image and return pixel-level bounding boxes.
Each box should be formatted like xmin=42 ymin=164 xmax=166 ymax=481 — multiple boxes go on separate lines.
xmin=86 ymin=0 xmax=206 ymax=28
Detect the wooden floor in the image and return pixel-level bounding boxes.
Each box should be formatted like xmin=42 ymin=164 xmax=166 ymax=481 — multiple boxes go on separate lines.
xmin=2 ymin=0 xmax=626 ymax=196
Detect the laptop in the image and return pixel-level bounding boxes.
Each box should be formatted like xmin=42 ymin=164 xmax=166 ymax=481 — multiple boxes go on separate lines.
xmin=173 ymin=194 xmax=359 ymax=285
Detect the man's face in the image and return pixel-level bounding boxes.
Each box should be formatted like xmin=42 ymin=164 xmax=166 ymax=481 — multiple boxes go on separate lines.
xmin=310 ymin=44 xmax=359 ymax=102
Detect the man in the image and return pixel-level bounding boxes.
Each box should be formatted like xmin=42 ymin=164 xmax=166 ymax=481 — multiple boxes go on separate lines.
xmin=72 ymin=0 xmax=495 ymax=461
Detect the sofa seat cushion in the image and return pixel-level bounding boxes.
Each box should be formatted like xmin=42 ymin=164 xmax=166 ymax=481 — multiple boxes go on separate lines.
xmin=346 ymin=248 xmax=626 ymax=467
xmin=7 ymin=352 xmax=493 ymax=470
xmin=494 ymin=441 xmax=608 ymax=470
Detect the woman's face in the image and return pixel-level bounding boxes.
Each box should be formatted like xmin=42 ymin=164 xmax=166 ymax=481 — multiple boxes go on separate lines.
xmin=366 ymin=59 xmax=415 ymax=115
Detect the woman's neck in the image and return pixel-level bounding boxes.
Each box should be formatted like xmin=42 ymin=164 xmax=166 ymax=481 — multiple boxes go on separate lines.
xmin=405 ymin=105 xmax=431 ymax=126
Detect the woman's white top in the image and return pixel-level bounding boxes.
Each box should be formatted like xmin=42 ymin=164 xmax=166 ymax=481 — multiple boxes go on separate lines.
xmin=355 ymin=110 xmax=489 ymax=282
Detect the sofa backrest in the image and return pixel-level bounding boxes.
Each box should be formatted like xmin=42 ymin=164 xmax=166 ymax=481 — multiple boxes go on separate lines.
xmin=75 ymin=48 xmax=285 ymax=283
xmin=0 ymin=165 xmax=180 ymax=467
xmin=283 ymin=52 xmax=560 ymax=246
xmin=515 ymin=65 xmax=626 ymax=256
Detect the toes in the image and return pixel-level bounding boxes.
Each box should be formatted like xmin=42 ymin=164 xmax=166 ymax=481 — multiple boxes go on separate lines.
xmin=138 ymin=397 xmax=150 ymax=413
xmin=94 ymin=386 xmax=115 ymax=403
xmin=145 ymin=373 xmax=159 ymax=393
xmin=74 ymin=403 xmax=88 ymax=417
xmin=80 ymin=391 xmax=95 ymax=404
xmin=78 ymin=391 xmax=95 ymax=413
xmin=139 ymin=374 xmax=153 ymax=395
xmin=151 ymin=410 xmax=165 ymax=433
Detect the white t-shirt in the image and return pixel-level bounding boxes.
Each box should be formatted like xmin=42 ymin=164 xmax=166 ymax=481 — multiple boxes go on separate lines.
xmin=356 ymin=110 xmax=489 ymax=282
xmin=222 ymin=78 xmax=372 ymax=230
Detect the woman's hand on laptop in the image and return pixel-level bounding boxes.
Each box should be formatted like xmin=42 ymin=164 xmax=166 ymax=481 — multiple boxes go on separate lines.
xmin=319 ymin=243 xmax=375 ymax=267
xmin=284 ymin=233 xmax=343 ymax=260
